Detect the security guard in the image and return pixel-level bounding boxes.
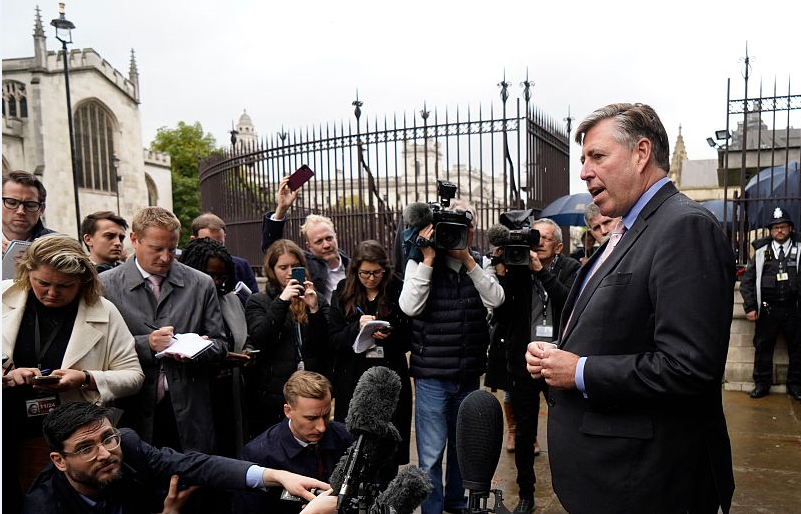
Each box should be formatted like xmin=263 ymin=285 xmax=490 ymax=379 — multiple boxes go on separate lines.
xmin=741 ymin=207 xmax=801 ymax=400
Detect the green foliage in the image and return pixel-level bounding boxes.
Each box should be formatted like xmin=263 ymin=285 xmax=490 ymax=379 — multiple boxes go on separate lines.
xmin=149 ymin=122 xmax=217 ymax=246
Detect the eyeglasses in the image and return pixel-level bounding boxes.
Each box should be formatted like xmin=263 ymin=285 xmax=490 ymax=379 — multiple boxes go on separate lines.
xmin=539 ymin=235 xmax=557 ymax=243
xmin=358 ymin=269 xmax=384 ymax=278
xmin=62 ymin=430 xmax=122 ymax=461
xmin=2 ymin=197 xmax=42 ymax=212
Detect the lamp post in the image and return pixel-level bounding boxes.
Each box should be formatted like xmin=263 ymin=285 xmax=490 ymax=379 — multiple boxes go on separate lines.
xmin=112 ymin=155 xmax=121 ymax=214
xmin=50 ymin=2 xmax=81 ymax=238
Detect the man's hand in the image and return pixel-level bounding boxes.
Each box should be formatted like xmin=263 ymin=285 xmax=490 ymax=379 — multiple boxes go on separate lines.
xmin=2 ymin=235 xmax=10 ymax=254
xmin=529 ymin=250 xmax=543 ymax=272
xmin=526 ymin=341 xmax=579 ymax=389
xmin=161 ymin=474 xmax=200 ymax=514
xmin=746 ymin=310 xmax=758 ymax=322
xmin=262 ymin=469 xmax=330 ymax=502
xmin=301 ymin=490 xmax=336 ymax=514
xmin=149 ymin=326 xmax=175 ymax=353
xmin=275 ymin=176 xmax=300 ymax=219
xmin=418 ymin=225 xmax=437 ymax=266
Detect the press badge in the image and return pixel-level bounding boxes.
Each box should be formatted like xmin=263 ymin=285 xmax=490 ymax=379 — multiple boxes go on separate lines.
xmin=366 ymin=346 xmax=385 ymax=359
xmin=777 ymin=272 xmax=789 ymax=281
xmin=535 ymin=325 xmax=554 ymax=338
xmin=25 ymin=396 xmax=58 ymax=417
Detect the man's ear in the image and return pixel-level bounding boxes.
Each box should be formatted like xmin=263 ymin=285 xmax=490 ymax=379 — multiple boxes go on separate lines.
xmin=50 ymin=452 xmax=67 ymax=472
xmin=283 ymin=403 xmax=292 ymax=419
xmin=82 ymin=233 xmax=93 ymax=249
xmin=635 ymin=138 xmax=652 ymax=173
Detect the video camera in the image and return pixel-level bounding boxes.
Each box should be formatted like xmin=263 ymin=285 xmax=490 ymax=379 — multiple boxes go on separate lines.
xmin=406 ymin=180 xmax=473 ymax=251
xmin=488 ymin=209 xmax=540 ymax=267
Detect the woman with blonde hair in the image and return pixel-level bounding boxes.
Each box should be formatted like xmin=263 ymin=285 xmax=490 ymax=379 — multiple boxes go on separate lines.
xmin=245 ymin=239 xmax=329 ymax=436
xmin=2 ymin=234 xmax=143 ymax=509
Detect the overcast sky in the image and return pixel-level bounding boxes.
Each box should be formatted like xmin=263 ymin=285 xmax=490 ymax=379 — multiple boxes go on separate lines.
xmin=3 ymin=0 xmax=799 ymax=194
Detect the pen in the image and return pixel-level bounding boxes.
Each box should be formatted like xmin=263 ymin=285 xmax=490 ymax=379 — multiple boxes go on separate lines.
xmin=356 ymin=306 xmax=366 ymax=316
xmin=144 ymin=322 xmax=178 ymax=340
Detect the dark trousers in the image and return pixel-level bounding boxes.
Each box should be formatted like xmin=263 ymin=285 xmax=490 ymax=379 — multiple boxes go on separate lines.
xmin=508 ymin=374 xmax=548 ymax=501
xmin=753 ymin=304 xmax=801 ymax=386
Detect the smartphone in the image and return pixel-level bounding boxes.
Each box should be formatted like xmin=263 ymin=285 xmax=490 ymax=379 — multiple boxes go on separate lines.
xmin=246 ymin=349 xmax=261 ymax=355
xmin=291 ymin=267 xmax=306 ymax=295
xmin=287 ymin=165 xmax=314 ymax=191
xmin=377 ymin=325 xmax=393 ymax=334
xmin=34 ymin=375 xmax=60 ymax=384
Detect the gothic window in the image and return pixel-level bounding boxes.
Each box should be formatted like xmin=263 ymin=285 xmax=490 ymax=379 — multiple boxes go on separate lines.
xmin=2 ymin=80 xmax=27 ymax=119
xmin=74 ymin=100 xmax=117 ymax=192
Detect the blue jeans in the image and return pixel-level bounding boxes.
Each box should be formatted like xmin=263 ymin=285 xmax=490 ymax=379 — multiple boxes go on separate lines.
xmin=415 ymin=377 xmax=479 ymax=514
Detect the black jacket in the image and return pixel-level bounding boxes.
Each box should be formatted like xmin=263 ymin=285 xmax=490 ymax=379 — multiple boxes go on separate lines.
xmin=23 ymin=428 xmax=252 ymax=514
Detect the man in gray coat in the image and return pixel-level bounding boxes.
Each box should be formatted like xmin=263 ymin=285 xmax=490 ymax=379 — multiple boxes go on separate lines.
xmin=100 ymin=207 xmax=227 ymax=453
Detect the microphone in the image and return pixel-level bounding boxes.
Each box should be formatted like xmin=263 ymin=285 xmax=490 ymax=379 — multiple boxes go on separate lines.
xmin=332 ymin=366 xmax=402 ymax=513
xmin=486 ymin=224 xmax=511 ymax=248
xmin=403 ymin=202 xmax=434 ymax=230
xmin=369 ymin=466 xmax=434 ymax=514
xmin=456 ymin=390 xmax=511 ymax=514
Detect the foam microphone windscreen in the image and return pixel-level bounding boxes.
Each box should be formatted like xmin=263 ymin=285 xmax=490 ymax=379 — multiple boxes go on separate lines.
xmin=403 ymin=202 xmax=434 ymax=230
xmin=346 ymin=366 xmax=401 ymax=438
xmin=456 ymin=389 xmax=503 ymax=492
xmin=370 ymin=465 xmax=434 ymax=514
xmin=486 ymin=224 xmax=511 ymax=248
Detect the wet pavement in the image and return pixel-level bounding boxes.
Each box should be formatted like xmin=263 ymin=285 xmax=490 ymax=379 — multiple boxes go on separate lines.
xmin=407 ymin=389 xmax=801 ymax=513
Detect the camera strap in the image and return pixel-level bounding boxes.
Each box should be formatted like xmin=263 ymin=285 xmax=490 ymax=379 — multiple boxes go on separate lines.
xmin=34 ymin=310 xmax=66 ymax=370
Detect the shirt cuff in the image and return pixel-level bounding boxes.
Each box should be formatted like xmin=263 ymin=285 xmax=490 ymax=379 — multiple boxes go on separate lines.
xmin=575 ymin=357 xmax=588 ymax=398
xmin=270 ymin=213 xmax=283 ymax=221
xmin=246 ymin=465 xmax=268 ymax=490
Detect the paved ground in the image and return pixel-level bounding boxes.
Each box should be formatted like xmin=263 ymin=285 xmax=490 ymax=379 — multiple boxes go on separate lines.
xmin=406 ymin=389 xmax=801 ymax=513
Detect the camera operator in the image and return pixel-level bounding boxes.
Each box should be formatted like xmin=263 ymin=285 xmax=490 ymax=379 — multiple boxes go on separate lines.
xmin=399 ymin=199 xmax=504 ymax=514
xmin=492 ymin=217 xmax=579 ymax=514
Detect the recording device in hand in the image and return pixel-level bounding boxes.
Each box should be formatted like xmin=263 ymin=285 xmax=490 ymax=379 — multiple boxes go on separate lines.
xmin=331 ymin=366 xmax=402 ymax=513
xmin=287 ymin=164 xmax=315 ymax=191
xmin=369 ymin=465 xmax=434 ymax=514
xmin=291 ymin=267 xmax=306 ymax=295
xmin=403 ymin=180 xmax=473 ymax=251
xmin=487 ymin=209 xmax=540 ymax=267
xmin=456 ymin=390 xmax=511 ymax=514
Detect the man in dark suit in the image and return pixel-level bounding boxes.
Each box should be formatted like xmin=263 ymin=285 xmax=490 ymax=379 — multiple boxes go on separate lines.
xmin=526 ymin=103 xmax=736 ymax=513
xmin=234 ymin=371 xmax=352 ymax=513
xmin=24 ymin=402 xmax=329 ymax=514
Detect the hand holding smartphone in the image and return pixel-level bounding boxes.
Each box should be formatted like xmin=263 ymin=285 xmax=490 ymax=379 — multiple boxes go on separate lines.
xmin=291 ymin=267 xmax=306 ymax=296
xmin=287 ymin=165 xmax=314 ymax=192
xmin=33 ymin=375 xmax=60 ymax=384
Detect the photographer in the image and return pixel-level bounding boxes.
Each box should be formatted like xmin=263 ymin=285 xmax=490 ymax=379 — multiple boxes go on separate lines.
xmin=399 ymin=199 xmax=504 ymax=514
xmin=492 ymin=217 xmax=579 ymax=514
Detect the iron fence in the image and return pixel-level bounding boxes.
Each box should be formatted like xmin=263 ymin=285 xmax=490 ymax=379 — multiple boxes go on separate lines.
xmin=717 ymin=56 xmax=801 ymax=266
xmin=199 ymin=92 xmax=570 ymax=271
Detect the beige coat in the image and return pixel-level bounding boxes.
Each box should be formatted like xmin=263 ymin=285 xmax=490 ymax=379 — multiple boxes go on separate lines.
xmin=2 ymin=280 xmax=144 ymax=405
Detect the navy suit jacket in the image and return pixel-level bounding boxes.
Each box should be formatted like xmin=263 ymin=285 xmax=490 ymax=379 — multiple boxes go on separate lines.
xmin=549 ymin=182 xmax=736 ymax=513
xmin=234 ymin=419 xmax=352 ymax=513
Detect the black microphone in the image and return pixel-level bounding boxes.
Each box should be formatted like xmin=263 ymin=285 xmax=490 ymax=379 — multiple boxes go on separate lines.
xmin=403 ymin=202 xmax=434 ymax=230
xmin=486 ymin=224 xmax=511 ymax=248
xmin=369 ymin=465 xmax=434 ymax=514
xmin=332 ymin=366 xmax=402 ymax=513
xmin=456 ymin=390 xmax=511 ymax=514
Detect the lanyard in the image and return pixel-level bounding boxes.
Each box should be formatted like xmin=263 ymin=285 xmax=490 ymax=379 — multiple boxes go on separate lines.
xmin=34 ymin=310 xmax=66 ymax=369
xmin=293 ymin=323 xmax=305 ymax=370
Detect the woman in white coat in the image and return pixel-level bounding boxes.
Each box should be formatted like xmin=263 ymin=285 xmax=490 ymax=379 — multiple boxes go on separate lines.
xmin=2 ymin=234 xmax=143 ymax=510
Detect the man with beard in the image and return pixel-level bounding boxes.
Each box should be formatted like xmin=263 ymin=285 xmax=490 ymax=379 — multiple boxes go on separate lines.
xmin=24 ymin=402 xmax=330 ymax=514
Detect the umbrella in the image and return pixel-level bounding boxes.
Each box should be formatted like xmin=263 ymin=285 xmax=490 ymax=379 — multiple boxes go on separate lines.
xmin=539 ymin=193 xmax=593 ymax=226
xmin=700 ymin=199 xmax=733 ymax=228
xmin=743 ymin=161 xmax=800 ymax=228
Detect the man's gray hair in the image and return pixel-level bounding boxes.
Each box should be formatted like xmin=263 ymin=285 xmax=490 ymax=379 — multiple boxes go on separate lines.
xmin=533 ymin=218 xmax=562 ymax=244
xmin=584 ymin=202 xmax=601 ymax=226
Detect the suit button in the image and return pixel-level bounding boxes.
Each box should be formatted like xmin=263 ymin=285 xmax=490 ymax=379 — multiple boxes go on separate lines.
xmin=547 ymin=398 xmax=555 ymax=407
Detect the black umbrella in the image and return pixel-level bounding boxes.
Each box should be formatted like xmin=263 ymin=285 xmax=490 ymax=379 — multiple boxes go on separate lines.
xmin=744 ymin=161 xmax=800 ymax=228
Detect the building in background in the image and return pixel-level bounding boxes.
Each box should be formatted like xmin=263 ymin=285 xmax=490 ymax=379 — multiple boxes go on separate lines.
xmin=2 ymin=7 xmax=172 ymax=236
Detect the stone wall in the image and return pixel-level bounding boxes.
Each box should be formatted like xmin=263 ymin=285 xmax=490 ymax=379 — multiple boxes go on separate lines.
xmin=725 ymin=282 xmax=790 ymax=393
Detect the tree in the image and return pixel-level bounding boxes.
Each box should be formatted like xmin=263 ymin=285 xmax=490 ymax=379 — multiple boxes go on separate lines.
xmin=149 ymin=122 xmax=217 ymax=246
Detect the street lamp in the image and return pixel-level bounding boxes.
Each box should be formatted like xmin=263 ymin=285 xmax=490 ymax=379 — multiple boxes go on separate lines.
xmin=111 ymin=155 xmax=121 ymax=214
xmin=50 ymin=2 xmax=81 ymax=238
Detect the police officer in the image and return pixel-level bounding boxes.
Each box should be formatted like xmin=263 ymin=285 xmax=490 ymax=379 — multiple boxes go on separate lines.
xmin=740 ymin=207 xmax=801 ymax=401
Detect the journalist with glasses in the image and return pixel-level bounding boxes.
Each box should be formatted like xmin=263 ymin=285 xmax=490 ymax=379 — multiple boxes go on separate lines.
xmin=23 ymin=402 xmax=330 ymax=514
xmin=328 ymin=239 xmax=412 ymax=486
xmin=2 ymin=235 xmax=144 ymax=511
xmin=2 ymin=171 xmax=55 ymax=254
